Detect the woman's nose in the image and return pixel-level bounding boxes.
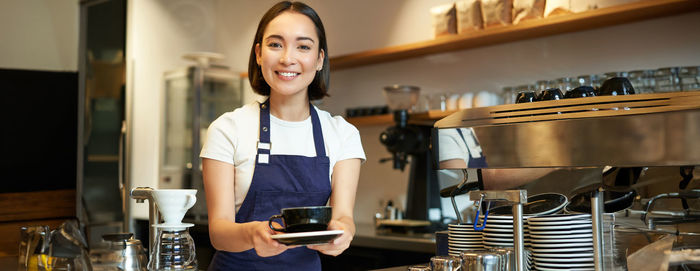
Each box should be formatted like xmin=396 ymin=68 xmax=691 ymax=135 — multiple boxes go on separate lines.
xmin=279 ymin=49 xmax=294 ymax=65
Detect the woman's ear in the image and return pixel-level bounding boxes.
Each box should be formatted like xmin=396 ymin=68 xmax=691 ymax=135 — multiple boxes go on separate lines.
xmin=316 ymin=49 xmax=325 ymax=70
xmin=255 ymin=43 xmax=262 ymax=66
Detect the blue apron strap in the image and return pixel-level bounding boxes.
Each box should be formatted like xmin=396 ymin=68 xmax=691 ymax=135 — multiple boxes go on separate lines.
xmin=309 ymin=105 xmax=326 ymax=157
xmin=257 ymin=99 xmax=271 ymax=164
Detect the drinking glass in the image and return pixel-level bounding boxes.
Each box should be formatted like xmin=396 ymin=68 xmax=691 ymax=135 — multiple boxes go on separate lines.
xmin=678 ymin=66 xmax=700 ymax=91
xmin=501 ymin=86 xmax=515 ymax=105
xmin=576 ymin=75 xmax=592 ymax=87
xmin=555 ymin=77 xmax=576 ymax=92
xmin=654 ymin=67 xmax=680 ymax=92
xmin=535 ymin=80 xmax=551 ymax=93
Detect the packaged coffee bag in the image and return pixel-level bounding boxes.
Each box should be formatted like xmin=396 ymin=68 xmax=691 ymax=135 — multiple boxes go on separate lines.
xmin=456 ymin=0 xmax=484 ymax=34
xmin=431 ymin=3 xmax=457 ymax=37
xmin=481 ymin=0 xmax=513 ymax=28
xmin=512 ymin=0 xmax=545 ymax=24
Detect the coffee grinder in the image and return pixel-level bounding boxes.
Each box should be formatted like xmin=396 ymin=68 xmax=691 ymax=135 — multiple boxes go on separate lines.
xmin=379 ymin=85 xmax=441 ymax=221
xmin=131 ymin=188 xmax=198 ymax=270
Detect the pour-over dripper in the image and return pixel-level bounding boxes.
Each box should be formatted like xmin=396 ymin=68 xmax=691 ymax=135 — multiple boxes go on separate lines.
xmin=151 ymin=189 xmax=197 ymax=225
xmin=149 ymin=189 xmax=198 ymax=271
xmin=383 ymin=85 xmax=420 ymax=112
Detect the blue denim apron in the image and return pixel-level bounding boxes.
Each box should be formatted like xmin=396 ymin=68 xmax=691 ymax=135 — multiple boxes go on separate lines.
xmin=208 ymin=100 xmax=331 ymax=270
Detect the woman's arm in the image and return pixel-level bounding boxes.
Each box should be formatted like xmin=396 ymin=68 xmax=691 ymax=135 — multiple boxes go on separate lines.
xmin=202 ymin=158 xmax=289 ymax=256
xmin=308 ymin=158 xmax=361 ymax=256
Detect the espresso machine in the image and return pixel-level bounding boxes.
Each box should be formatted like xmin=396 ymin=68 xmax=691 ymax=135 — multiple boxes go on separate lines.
xmin=379 ymin=85 xmax=441 ymax=221
xmin=433 ymin=91 xmax=700 ymax=270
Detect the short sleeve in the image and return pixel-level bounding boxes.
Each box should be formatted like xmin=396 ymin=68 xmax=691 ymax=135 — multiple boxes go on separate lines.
xmin=438 ymin=129 xmax=468 ymax=162
xmin=200 ymin=115 xmax=236 ymax=165
xmin=334 ymin=116 xmax=367 ymax=163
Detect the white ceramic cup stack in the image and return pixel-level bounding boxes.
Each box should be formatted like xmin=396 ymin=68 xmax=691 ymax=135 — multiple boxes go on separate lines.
xmin=527 ymin=213 xmax=594 ymax=270
xmin=447 ymin=223 xmax=483 ymax=257
xmin=151 ymin=189 xmax=197 ymax=226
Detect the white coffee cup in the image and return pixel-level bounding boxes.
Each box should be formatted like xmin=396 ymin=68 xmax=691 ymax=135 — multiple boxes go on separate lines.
xmin=152 ymin=189 xmax=197 ymax=225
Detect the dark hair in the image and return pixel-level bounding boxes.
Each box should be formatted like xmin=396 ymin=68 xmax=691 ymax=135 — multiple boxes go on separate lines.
xmin=248 ymin=1 xmax=330 ymax=100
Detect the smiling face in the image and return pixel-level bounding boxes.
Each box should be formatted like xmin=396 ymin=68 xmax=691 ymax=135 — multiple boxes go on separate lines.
xmin=255 ymin=11 xmax=324 ymax=100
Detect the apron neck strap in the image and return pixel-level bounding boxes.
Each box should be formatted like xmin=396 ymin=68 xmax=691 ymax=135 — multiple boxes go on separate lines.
xmin=258 ymin=98 xmax=326 ymax=157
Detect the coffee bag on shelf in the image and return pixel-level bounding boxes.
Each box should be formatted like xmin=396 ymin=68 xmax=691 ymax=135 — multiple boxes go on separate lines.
xmin=481 ymin=0 xmax=513 ymax=28
xmin=512 ymin=0 xmax=545 ymax=24
xmin=431 ymin=3 xmax=457 ymax=37
xmin=456 ymin=0 xmax=483 ymax=34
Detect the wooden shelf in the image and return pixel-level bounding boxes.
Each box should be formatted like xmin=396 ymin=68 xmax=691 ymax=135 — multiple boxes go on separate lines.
xmin=347 ymin=110 xmax=458 ymax=126
xmin=329 ymin=0 xmax=700 ymax=70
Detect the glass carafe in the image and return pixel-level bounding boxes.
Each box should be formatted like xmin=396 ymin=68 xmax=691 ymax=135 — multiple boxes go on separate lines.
xmin=148 ymin=228 xmax=197 ymax=271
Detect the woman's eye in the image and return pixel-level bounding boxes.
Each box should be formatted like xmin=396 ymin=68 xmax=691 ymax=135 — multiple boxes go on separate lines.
xmin=298 ymin=45 xmax=311 ymax=50
xmin=267 ymin=42 xmax=282 ymax=48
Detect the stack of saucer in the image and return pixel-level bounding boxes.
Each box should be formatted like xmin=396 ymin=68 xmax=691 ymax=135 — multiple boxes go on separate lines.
xmin=480 ymin=215 xmax=533 ymax=270
xmin=481 ymin=215 xmax=530 ymax=249
xmin=528 ymin=214 xmax=594 ymax=270
xmin=447 ymin=223 xmax=483 ymax=257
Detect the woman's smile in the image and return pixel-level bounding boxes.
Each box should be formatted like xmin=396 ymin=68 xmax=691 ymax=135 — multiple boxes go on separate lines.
xmin=276 ymin=70 xmax=301 ymax=80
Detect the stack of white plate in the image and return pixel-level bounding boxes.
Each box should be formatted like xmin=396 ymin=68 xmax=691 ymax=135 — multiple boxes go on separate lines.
xmin=480 ymin=215 xmax=533 ymax=270
xmin=528 ymin=214 xmax=594 ymax=270
xmin=480 ymin=215 xmax=530 ymax=249
xmin=447 ymin=223 xmax=483 ymax=257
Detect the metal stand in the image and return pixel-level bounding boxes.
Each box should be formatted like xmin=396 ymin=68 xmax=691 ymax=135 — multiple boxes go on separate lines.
xmin=130 ymin=187 xmax=159 ymax=253
xmin=470 ymin=190 xmax=527 ymax=271
xmin=591 ymin=188 xmax=604 ymax=271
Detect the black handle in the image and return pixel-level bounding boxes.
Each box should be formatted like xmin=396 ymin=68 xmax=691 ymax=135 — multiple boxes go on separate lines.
xmin=440 ymin=182 xmax=480 ymax=198
xmin=268 ymin=214 xmax=285 ymax=232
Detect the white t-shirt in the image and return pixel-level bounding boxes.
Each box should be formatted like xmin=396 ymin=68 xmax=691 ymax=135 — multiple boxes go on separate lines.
xmin=438 ymin=128 xmax=483 ymax=165
xmin=200 ymin=101 xmax=366 ymax=213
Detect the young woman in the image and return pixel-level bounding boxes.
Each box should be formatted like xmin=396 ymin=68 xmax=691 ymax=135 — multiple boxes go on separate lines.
xmin=200 ymin=2 xmax=365 ymax=270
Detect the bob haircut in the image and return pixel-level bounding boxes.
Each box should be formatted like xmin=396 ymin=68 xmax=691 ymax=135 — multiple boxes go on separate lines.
xmin=248 ymin=1 xmax=330 ymax=100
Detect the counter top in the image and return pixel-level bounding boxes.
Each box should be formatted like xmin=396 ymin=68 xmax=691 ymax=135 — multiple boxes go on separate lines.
xmin=352 ymin=223 xmax=436 ymax=254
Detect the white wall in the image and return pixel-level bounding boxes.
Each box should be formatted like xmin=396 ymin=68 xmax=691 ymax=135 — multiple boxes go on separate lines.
xmin=126 ymin=0 xmax=218 ymax=218
xmin=127 ymin=0 xmax=700 ymax=222
xmin=0 ymin=0 xmax=79 ymax=71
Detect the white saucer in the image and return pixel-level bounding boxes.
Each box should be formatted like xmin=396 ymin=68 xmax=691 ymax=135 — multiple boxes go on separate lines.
xmin=530 ymin=233 xmax=592 ymax=239
xmin=531 ymin=252 xmax=593 ymax=258
xmin=527 ymin=228 xmax=592 ymax=235
xmin=528 ymin=214 xmax=591 ymax=221
xmin=482 ymin=232 xmax=515 ymax=238
xmin=528 ymin=219 xmax=591 ymax=226
xmin=271 ymin=230 xmax=343 ymax=246
xmin=534 ymin=257 xmax=593 ymax=263
xmin=482 ymin=227 xmax=515 ymax=233
xmin=528 ymin=224 xmax=591 ymax=230
xmin=530 ymin=247 xmax=594 ymax=253
xmin=535 ymin=261 xmax=595 ymax=268
xmin=531 ymin=241 xmax=593 ymax=248
xmin=530 ymin=237 xmax=593 ymax=244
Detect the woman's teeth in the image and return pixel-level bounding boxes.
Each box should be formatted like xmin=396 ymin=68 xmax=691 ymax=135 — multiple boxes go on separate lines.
xmin=278 ymin=72 xmax=298 ymax=77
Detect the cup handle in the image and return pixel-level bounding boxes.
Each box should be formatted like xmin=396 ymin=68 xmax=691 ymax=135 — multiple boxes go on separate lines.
xmin=183 ymin=194 xmax=196 ymax=211
xmin=268 ymin=214 xmax=285 ymax=232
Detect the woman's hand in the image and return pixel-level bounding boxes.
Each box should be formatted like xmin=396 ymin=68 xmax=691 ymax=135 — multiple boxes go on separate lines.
xmin=307 ymin=219 xmax=353 ymax=256
xmin=248 ymin=221 xmax=289 ymax=257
